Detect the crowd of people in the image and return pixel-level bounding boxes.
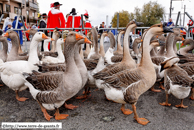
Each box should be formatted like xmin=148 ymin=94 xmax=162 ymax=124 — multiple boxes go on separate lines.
xmin=1 ymin=1 xmax=194 ymax=52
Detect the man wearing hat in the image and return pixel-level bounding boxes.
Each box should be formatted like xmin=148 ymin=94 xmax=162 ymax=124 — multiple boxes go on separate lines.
xmin=84 ymin=10 xmax=92 ymax=35
xmin=39 ymin=13 xmax=48 ymax=51
xmin=66 ymin=8 xmax=81 ymax=31
xmin=47 ymin=2 xmax=65 ymax=30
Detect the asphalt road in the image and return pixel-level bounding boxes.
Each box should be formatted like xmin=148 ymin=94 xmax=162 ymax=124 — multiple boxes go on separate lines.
xmin=0 ymin=40 xmax=193 ymax=130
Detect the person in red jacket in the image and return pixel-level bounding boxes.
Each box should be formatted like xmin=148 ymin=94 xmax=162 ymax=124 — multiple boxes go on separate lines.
xmin=47 ymin=2 xmax=65 ymax=31
xmin=84 ymin=10 xmax=92 ymax=35
xmin=66 ymin=8 xmax=81 ymax=31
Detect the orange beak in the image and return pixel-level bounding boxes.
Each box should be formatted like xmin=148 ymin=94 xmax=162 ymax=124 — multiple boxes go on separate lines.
xmin=24 ymin=30 xmax=30 ymax=34
xmin=64 ymin=38 xmax=66 ymax=42
xmin=182 ymin=37 xmax=184 ymax=41
xmin=156 ymin=35 xmax=158 ymax=38
xmin=180 ymin=43 xmax=184 ymax=47
xmin=3 ymin=32 xmax=9 ymax=37
xmin=105 ymin=34 xmax=108 ymax=36
xmin=51 ymin=38 xmax=54 ymax=41
xmin=84 ymin=37 xmax=92 ymax=44
xmin=180 ymin=30 xmax=186 ymax=35
xmin=42 ymin=33 xmax=49 ymax=39
xmin=141 ymin=39 xmax=143 ymax=42
xmin=75 ymin=33 xmax=84 ymax=40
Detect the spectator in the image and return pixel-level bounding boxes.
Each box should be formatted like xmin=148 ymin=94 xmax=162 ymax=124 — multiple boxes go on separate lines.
xmin=99 ymin=24 xmax=104 ymax=36
xmin=47 ymin=1 xmax=65 ymax=36
xmin=83 ymin=10 xmax=92 ymax=50
xmin=84 ymin=10 xmax=92 ymax=35
xmin=39 ymin=13 xmax=48 ymax=51
xmin=23 ymin=16 xmax=30 ymax=41
xmin=66 ymin=8 xmax=81 ymax=32
xmin=4 ymin=22 xmax=12 ymax=53
xmin=12 ymin=16 xmax=23 ymax=45
xmin=3 ymin=17 xmax=11 ymax=31
xmin=187 ymin=16 xmax=194 ymax=38
xmin=167 ymin=18 xmax=174 ymax=28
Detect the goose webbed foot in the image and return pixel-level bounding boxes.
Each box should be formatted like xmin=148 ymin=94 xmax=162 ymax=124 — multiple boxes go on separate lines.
xmin=132 ymin=104 xmax=149 ymax=125
xmin=120 ymin=104 xmax=133 ymax=115
xmin=40 ymin=105 xmax=53 ymax=121
xmin=159 ymin=102 xmax=171 ymax=106
xmin=190 ymin=88 xmax=194 ymax=100
xmin=159 ymin=94 xmax=171 ymax=106
xmin=64 ymin=103 xmax=78 ymax=110
xmin=175 ymin=99 xmax=188 ymax=108
xmin=15 ymin=90 xmax=28 ymax=102
xmin=150 ymin=86 xmax=161 ymax=92
xmin=76 ymin=87 xmax=91 ymax=99
xmin=54 ymin=109 xmax=69 ymax=120
xmin=159 ymin=83 xmax=165 ymax=90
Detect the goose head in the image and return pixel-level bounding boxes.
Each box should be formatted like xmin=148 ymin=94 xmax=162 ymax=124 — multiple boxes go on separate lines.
xmin=180 ymin=39 xmax=194 ymax=47
xmin=33 ymin=32 xmax=49 ymax=42
xmin=160 ymin=57 xmax=179 ymax=72
xmin=64 ymin=32 xmax=84 ymax=46
xmin=53 ymin=28 xmax=61 ymax=38
xmin=24 ymin=28 xmax=38 ymax=36
xmin=148 ymin=23 xmax=174 ymax=36
xmin=3 ymin=30 xmax=19 ymax=40
xmin=56 ymin=38 xmax=65 ymax=46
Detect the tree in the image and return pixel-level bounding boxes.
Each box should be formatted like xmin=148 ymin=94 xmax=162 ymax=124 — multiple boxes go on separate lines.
xmin=141 ymin=1 xmax=164 ymax=26
xmin=111 ymin=10 xmax=130 ymax=28
xmin=111 ymin=1 xmax=165 ymax=27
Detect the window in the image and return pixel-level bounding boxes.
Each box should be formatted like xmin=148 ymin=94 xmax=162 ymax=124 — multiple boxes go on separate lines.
xmin=18 ymin=8 xmax=22 ymax=15
xmin=32 ymin=12 xmax=35 ymax=18
xmin=14 ymin=7 xmax=18 ymax=14
xmin=6 ymin=4 xmax=10 ymax=12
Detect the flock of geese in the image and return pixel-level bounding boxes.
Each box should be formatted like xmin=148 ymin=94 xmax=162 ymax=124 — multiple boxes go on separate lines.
xmin=0 ymin=20 xmax=194 ymax=125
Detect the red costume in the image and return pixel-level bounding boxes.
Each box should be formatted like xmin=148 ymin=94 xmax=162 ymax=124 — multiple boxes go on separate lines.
xmin=47 ymin=9 xmax=65 ymax=30
xmin=66 ymin=14 xmax=81 ymax=31
xmin=187 ymin=20 xmax=194 ymax=33
xmin=84 ymin=10 xmax=92 ymax=35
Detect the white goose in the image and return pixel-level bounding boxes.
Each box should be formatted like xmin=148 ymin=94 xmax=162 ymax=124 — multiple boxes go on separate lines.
xmin=41 ymin=38 xmax=65 ymax=64
xmin=0 ymin=32 xmax=49 ymax=101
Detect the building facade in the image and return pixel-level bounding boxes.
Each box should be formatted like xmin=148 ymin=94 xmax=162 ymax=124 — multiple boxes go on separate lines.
xmin=0 ymin=0 xmax=38 ymax=29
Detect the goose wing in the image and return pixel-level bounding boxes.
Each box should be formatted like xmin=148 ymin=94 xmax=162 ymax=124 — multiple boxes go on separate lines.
xmin=25 ymin=70 xmax=64 ymax=91
xmin=83 ymin=59 xmax=98 ymax=70
xmin=111 ymin=55 xmax=123 ymax=63
xmin=166 ymin=65 xmax=194 ymax=87
xmin=103 ymin=68 xmax=142 ymax=88
xmin=179 ymin=62 xmax=194 ymax=76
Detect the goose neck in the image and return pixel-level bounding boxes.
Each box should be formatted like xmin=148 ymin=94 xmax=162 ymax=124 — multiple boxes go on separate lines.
xmin=99 ymin=35 xmax=105 ymax=56
xmin=139 ymin=30 xmax=155 ymax=68
xmin=122 ymin=26 xmax=135 ymax=63
xmin=28 ymin=39 xmax=40 ymax=64
xmin=43 ymin=41 xmax=49 ymax=52
xmin=166 ymin=34 xmax=177 ymax=57
xmin=117 ymin=33 xmax=123 ymax=51
xmin=133 ymin=41 xmax=139 ymax=54
xmin=56 ymin=43 xmax=64 ymax=60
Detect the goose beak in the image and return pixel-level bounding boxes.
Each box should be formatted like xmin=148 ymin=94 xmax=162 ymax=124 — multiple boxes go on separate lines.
xmin=42 ymin=33 xmax=49 ymax=39
xmin=182 ymin=37 xmax=184 ymax=41
xmin=24 ymin=30 xmax=30 ymax=34
xmin=163 ymin=26 xmax=173 ymax=33
xmin=180 ymin=30 xmax=186 ymax=35
xmin=180 ymin=43 xmax=184 ymax=47
xmin=141 ymin=39 xmax=143 ymax=42
xmin=51 ymin=38 xmax=55 ymax=41
xmin=3 ymin=32 xmax=9 ymax=37
xmin=156 ymin=35 xmax=159 ymax=38
xmin=64 ymin=38 xmax=66 ymax=42
xmin=84 ymin=37 xmax=92 ymax=44
xmin=75 ymin=33 xmax=84 ymax=40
